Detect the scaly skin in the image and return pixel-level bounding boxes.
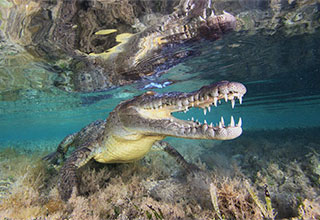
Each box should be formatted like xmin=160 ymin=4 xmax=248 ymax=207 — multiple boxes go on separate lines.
xmin=44 ymin=80 xmax=246 ymax=201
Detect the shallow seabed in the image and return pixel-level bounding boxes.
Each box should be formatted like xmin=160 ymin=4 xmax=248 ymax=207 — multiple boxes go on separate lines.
xmin=0 ymin=127 xmax=319 ymax=219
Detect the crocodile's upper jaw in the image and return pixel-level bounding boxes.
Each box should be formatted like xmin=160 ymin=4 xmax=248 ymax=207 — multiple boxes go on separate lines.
xmin=117 ymin=81 xmax=246 ymax=140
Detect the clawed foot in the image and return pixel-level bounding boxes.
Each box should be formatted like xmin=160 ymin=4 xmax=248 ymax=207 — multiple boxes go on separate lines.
xmin=58 ymin=163 xmax=78 ymax=201
xmin=42 ymin=152 xmax=61 ymax=165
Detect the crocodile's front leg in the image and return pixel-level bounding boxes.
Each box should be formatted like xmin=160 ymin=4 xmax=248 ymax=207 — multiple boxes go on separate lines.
xmin=58 ymin=146 xmax=95 ymax=201
xmin=43 ymin=120 xmax=106 ymax=165
xmin=42 ymin=133 xmax=77 ymax=164
xmin=155 ymin=141 xmax=200 ymax=173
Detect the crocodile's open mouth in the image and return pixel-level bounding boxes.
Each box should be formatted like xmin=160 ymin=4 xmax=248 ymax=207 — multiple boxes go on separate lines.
xmin=131 ymin=81 xmax=246 ymax=140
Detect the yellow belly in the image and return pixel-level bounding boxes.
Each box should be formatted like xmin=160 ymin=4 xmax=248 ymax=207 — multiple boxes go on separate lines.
xmin=93 ymin=135 xmax=163 ymax=163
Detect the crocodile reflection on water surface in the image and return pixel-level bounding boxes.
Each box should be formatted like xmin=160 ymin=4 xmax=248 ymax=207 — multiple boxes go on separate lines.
xmin=5 ymin=0 xmax=237 ymax=92
xmin=2 ymin=0 xmax=319 ymax=94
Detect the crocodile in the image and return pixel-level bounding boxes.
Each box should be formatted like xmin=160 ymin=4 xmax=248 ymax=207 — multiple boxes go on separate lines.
xmin=44 ymin=80 xmax=246 ymax=201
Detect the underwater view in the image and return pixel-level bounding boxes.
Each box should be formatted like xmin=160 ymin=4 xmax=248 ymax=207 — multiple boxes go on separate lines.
xmin=0 ymin=0 xmax=320 ymax=219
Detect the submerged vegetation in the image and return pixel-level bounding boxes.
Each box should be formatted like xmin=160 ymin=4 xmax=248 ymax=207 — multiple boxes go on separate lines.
xmin=0 ymin=128 xmax=319 ymax=219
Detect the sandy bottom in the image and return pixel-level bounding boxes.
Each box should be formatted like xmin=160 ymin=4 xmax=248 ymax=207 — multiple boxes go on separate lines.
xmin=0 ymin=128 xmax=319 ymax=220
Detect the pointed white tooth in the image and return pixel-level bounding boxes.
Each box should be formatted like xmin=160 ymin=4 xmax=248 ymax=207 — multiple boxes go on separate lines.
xmin=191 ymin=117 xmax=194 ymax=121
xmin=231 ymin=99 xmax=235 ymax=109
xmin=204 ymin=108 xmax=207 ymax=115
xmin=191 ymin=103 xmax=194 ymax=107
xmin=239 ymin=96 xmax=243 ymax=104
xmin=230 ymin=116 xmax=235 ymax=127
xmin=219 ymin=122 xmax=223 ymax=128
xmin=237 ymin=117 xmax=242 ymax=127
xmin=220 ymin=116 xmax=225 ymax=125
xmin=208 ymin=106 xmax=211 ymax=112
xmin=213 ymin=97 xmax=218 ymax=107
xmin=209 ymin=122 xmax=213 ymax=127
xmin=224 ymin=94 xmax=228 ymax=102
xmin=204 ymin=120 xmax=207 ymax=124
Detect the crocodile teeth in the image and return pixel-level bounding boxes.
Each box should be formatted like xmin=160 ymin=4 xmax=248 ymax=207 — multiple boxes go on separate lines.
xmin=220 ymin=116 xmax=225 ymax=125
xmin=231 ymin=99 xmax=235 ymax=109
xmin=208 ymin=106 xmax=211 ymax=112
xmin=203 ymin=108 xmax=207 ymax=115
xmin=239 ymin=96 xmax=243 ymax=104
xmin=213 ymin=97 xmax=218 ymax=107
xmin=219 ymin=122 xmax=223 ymax=128
xmin=237 ymin=117 xmax=242 ymax=127
xmin=230 ymin=116 xmax=235 ymax=127
xmin=224 ymin=94 xmax=228 ymax=102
